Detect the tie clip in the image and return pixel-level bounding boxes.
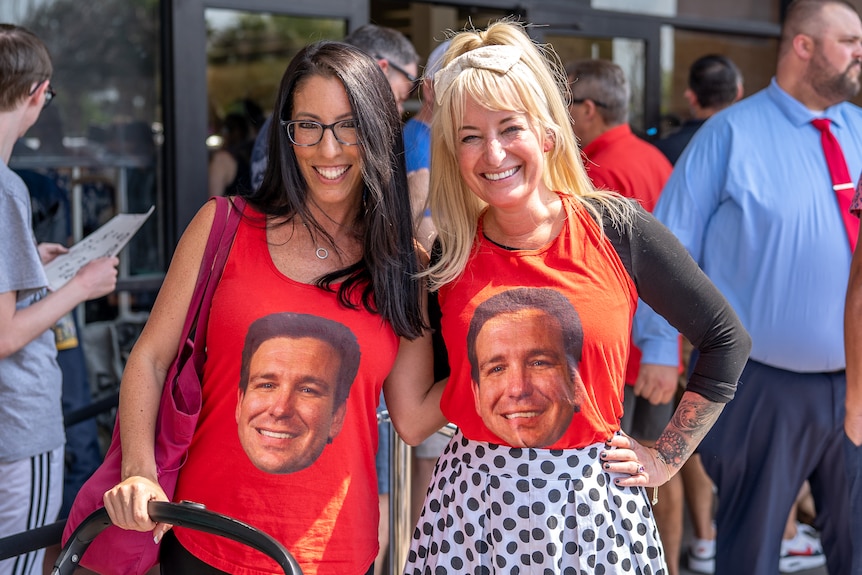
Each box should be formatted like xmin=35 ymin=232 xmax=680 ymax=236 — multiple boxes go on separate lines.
xmin=833 ymin=183 xmax=855 ymax=191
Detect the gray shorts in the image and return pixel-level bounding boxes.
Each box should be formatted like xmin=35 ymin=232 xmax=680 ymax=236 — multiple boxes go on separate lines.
xmin=0 ymin=446 xmax=63 ymax=575
xmin=620 ymin=384 xmax=674 ymax=442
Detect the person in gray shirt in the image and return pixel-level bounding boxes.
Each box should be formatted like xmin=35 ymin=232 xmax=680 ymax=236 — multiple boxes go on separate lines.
xmin=0 ymin=23 xmax=119 ymax=575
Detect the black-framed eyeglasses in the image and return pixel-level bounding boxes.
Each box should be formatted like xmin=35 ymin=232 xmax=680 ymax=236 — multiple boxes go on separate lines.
xmin=280 ymin=118 xmax=360 ymax=147
xmin=571 ymin=97 xmax=608 ymax=109
xmin=374 ymin=54 xmax=417 ymax=84
xmin=28 ymin=80 xmax=56 ymax=109
xmin=43 ymin=85 xmax=56 ymax=108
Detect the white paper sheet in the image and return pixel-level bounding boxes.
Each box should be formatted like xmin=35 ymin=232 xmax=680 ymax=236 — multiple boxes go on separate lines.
xmin=44 ymin=206 xmax=155 ymax=291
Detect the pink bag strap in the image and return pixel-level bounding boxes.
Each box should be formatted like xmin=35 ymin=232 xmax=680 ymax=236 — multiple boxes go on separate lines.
xmin=179 ymin=196 xmax=246 ymax=352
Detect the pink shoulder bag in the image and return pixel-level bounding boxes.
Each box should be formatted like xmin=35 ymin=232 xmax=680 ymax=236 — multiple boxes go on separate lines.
xmin=62 ymin=195 xmax=245 ymax=575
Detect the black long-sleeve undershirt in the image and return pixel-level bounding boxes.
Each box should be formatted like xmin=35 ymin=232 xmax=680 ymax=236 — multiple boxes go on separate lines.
xmin=599 ymin=199 xmax=751 ymax=403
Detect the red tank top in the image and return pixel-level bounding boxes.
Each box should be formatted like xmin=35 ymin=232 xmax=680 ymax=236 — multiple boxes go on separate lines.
xmin=174 ymin=206 xmax=399 ymax=575
xmin=439 ymin=195 xmax=636 ymax=448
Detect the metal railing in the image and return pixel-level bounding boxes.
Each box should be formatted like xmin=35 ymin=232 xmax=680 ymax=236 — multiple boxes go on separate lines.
xmin=381 ymin=410 xmax=456 ymax=575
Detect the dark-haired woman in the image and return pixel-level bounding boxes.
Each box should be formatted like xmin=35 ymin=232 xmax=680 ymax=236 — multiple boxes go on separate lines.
xmin=104 ymin=41 xmax=445 ymax=575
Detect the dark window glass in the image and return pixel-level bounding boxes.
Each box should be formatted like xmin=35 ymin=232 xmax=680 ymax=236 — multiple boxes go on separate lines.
xmin=8 ymin=0 xmax=164 ymax=321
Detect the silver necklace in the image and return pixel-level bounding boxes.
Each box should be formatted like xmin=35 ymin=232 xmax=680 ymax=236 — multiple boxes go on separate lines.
xmin=302 ymin=222 xmax=329 ymax=259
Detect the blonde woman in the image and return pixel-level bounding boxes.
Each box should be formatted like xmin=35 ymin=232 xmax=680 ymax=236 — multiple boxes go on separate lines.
xmin=404 ymin=21 xmax=751 ymax=573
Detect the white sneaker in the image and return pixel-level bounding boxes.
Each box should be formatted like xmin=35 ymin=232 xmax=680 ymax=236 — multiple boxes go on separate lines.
xmin=687 ymin=538 xmax=716 ymax=574
xmin=779 ymin=523 xmax=827 ymax=573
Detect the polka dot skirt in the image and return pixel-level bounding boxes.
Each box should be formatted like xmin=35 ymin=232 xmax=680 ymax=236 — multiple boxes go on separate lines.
xmin=403 ymin=431 xmax=667 ymax=575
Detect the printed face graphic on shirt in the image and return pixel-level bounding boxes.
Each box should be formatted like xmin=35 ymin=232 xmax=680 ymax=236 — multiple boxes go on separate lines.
xmin=236 ymin=335 xmax=349 ymax=474
xmin=470 ymin=307 xmax=583 ymax=448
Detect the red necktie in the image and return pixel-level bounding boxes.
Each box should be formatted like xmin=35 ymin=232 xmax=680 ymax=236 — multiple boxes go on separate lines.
xmin=812 ymin=118 xmax=858 ymax=252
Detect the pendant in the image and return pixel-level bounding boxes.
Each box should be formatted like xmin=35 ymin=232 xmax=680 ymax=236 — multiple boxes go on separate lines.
xmin=315 ymin=247 xmax=329 ymax=260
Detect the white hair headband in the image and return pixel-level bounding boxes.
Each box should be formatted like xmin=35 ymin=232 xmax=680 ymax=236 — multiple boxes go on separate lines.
xmin=434 ymin=44 xmax=524 ymax=105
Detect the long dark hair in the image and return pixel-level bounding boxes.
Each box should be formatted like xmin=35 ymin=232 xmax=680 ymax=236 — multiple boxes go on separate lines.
xmin=251 ymin=41 xmax=425 ymax=340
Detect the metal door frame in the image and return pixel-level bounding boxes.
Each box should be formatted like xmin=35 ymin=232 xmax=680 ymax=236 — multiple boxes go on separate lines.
xmin=526 ymin=4 xmax=663 ymax=134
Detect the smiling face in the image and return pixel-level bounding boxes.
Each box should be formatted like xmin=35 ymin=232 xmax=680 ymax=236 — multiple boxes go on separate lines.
xmin=455 ymin=95 xmax=551 ymax=211
xmin=471 ymin=308 xmax=580 ymax=448
xmin=290 ymin=74 xmax=364 ymax=210
xmin=236 ymin=336 xmax=346 ymax=474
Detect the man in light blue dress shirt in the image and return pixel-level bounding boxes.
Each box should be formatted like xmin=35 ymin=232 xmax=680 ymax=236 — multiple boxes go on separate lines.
xmin=634 ymin=1 xmax=862 ymax=573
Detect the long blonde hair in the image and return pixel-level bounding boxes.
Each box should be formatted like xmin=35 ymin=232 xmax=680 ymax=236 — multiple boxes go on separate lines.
xmin=425 ymin=21 xmax=634 ymax=290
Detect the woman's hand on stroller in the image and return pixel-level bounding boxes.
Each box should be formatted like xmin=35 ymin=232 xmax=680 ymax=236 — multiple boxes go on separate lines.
xmin=103 ymin=476 xmax=172 ymax=543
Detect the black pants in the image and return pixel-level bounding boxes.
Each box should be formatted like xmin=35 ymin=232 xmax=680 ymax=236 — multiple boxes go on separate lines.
xmin=698 ymin=359 xmax=853 ymax=575
xmin=160 ymin=530 xmax=229 ymax=574
xmin=159 ymin=529 xmax=375 ymax=574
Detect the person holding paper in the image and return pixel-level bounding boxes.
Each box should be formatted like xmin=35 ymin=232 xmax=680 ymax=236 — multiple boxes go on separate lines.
xmin=0 ymin=23 xmax=119 ymax=575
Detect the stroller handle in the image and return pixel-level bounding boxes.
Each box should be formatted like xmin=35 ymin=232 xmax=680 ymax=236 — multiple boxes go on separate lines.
xmin=53 ymin=500 xmax=303 ymax=575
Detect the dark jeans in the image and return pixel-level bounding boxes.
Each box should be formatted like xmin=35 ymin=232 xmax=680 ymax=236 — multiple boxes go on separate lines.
xmin=699 ymin=360 xmax=853 ymax=575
